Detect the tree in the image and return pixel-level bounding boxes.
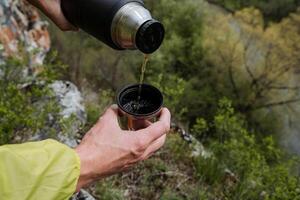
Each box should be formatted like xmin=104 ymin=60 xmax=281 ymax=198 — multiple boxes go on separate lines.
xmin=202 ymin=7 xmax=300 ymax=137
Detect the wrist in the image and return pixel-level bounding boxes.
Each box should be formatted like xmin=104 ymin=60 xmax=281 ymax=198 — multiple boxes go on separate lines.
xmin=74 ymin=146 xmax=95 ymax=192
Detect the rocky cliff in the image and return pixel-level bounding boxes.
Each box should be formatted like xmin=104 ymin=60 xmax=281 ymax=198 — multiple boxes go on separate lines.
xmin=0 ymin=0 xmax=87 ymax=146
xmin=0 ymin=0 xmax=49 ymax=66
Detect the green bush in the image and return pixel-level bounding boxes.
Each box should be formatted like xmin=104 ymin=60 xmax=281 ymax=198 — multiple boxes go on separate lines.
xmin=0 ymin=51 xmax=70 ymax=145
xmin=194 ymin=98 xmax=300 ymax=199
xmin=95 ymin=180 xmax=125 ymax=200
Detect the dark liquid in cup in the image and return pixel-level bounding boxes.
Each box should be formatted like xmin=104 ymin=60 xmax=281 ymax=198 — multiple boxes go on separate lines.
xmin=123 ymin=99 xmax=154 ymax=114
xmin=118 ymin=84 xmax=163 ymax=130
xmin=124 ymin=98 xmax=155 ymax=130
xmin=124 ymin=98 xmax=153 ymax=130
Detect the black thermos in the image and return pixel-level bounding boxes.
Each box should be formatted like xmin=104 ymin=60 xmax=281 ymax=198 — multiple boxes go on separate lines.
xmin=61 ymin=0 xmax=165 ymax=54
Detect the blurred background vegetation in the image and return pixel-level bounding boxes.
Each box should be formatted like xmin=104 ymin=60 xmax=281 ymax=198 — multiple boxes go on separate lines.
xmin=2 ymin=0 xmax=300 ymax=199
xmin=48 ymin=0 xmax=300 ymax=199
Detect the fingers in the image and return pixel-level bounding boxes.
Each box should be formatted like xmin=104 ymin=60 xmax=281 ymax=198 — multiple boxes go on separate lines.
xmin=52 ymin=9 xmax=79 ymax=31
xmin=54 ymin=0 xmax=79 ymax=31
xmin=141 ymin=134 xmax=166 ymax=160
xmin=55 ymin=20 xmax=79 ymax=32
xmin=131 ymin=119 xmax=152 ymax=130
xmin=31 ymin=0 xmax=78 ymax=31
xmin=136 ymin=108 xmax=171 ymax=146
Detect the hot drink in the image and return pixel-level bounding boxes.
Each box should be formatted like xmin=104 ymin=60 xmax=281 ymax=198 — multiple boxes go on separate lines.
xmin=137 ymin=54 xmax=149 ymax=102
xmin=117 ymin=83 xmax=163 ymax=130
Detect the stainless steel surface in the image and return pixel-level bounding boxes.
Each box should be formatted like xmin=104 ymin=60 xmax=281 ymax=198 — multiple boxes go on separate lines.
xmin=118 ymin=107 xmax=162 ymax=120
xmin=119 ymin=107 xmax=162 ymax=130
xmin=111 ymin=2 xmax=152 ymax=49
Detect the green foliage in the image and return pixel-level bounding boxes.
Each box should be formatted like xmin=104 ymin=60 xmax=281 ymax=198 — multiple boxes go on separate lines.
xmin=191 ymin=118 xmax=209 ymax=140
xmin=150 ymin=73 xmax=187 ymax=120
xmin=85 ymin=89 xmax=114 ymax=125
xmin=208 ymin=0 xmax=300 ymax=22
xmin=41 ymin=50 xmax=69 ymax=80
xmin=0 ymin=58 xmax=49 ymax=143
xmin=0 ymin=51 xmax=73 ymax=144
xmin=95 ymin=180 xmax=125 ymax=200
xmin=194 ymin=98 xmax=300 ymax=199
xmin=213 ymin=98 xmax=246 ymax=142
xmin=144 ymin=0 xmax=219 ymax=123
xmin=147 ymin=0 xmax=204 ymax=78
xmin=146 ymin=0 xmax=204 ymax=77
xmin=261 ymin=136 xmax=283 ymax=163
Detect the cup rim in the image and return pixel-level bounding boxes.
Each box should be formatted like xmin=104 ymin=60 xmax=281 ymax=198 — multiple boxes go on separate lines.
xmin=117 ymin=83 xmax=163 ymax=118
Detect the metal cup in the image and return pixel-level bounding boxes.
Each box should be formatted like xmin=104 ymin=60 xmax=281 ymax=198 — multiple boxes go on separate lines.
xmin=117 ymin=83 xmax=163 ymax=130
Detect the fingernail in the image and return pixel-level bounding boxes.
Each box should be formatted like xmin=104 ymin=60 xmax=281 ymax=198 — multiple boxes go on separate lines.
xmin=111 ymin=104 xmax=118 ymax=109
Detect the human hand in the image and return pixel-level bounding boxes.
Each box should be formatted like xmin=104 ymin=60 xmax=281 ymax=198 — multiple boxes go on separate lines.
xmin=75 ymin=105 xmax=171 ymax=191
xmin=27 ymin=0 xmax=77 ymax=31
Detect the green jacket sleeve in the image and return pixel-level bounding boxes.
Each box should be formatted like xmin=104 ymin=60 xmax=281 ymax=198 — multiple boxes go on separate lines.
xmin=0 ymin=139 xmax=81 ymax=200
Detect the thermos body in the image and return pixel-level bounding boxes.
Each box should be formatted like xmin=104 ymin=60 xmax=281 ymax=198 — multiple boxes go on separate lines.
xmin=61 ymin=0 xmax=164 ymax=53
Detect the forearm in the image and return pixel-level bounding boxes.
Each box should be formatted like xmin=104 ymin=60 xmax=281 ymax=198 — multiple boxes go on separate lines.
xmin=26 ymin=0 xmax=54 ymax=17
xmin=74 ymin=146 xmax=95 ymax=192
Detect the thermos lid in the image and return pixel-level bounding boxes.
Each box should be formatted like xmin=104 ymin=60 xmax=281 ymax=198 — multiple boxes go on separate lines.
xmin=136 ymin=20 xmax=165 ymax=54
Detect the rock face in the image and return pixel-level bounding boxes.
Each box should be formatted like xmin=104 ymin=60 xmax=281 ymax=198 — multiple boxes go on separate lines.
xmin=29 ymin=80 xmax=87 ymax=148
xmin=50 ymin=81 xmax=86 ymax=123
xmin=0 ymin=0 xmax=86 ymax=146
xmin=0 ymin=0 xmax=50 ymax=67
xmin=49 ymin=80 xmax=86 ymax=147
xmin=71 ymin=190 xmax=96 ymax=200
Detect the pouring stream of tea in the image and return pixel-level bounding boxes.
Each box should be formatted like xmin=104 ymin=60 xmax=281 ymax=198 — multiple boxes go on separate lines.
xmin=137 ymin=54 xmax=149 ymax=102
xmin=128 ymin=54 xmax=149 ymax=113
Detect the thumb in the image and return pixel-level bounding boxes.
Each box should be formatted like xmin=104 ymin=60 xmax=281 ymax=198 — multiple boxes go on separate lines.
xmin=100 ymin=104 xmax=120 ymax=128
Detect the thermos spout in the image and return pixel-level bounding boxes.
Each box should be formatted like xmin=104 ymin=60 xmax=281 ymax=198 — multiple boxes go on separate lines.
xmin=111 ymin=2 xmax=164 ymax=54
xmin=61 ymin=0 xmax=164 ymax=54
